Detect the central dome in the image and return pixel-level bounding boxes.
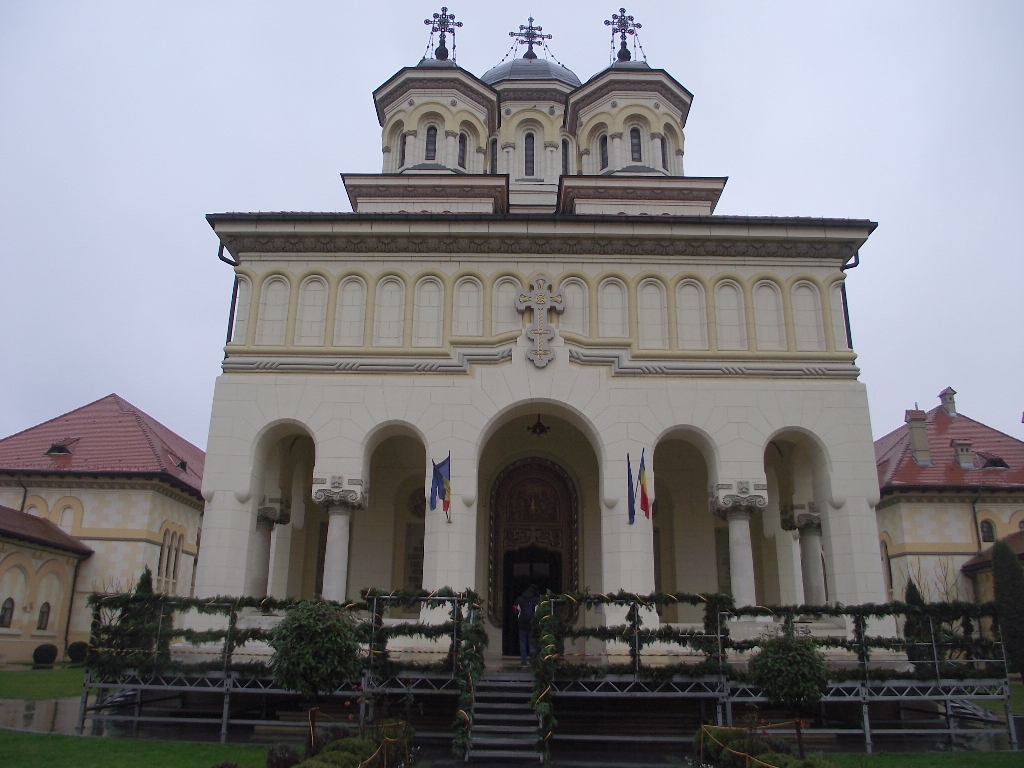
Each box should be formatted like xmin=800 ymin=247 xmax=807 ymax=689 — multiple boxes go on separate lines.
xmin=481 ymin=56 xmax=581 ymax=88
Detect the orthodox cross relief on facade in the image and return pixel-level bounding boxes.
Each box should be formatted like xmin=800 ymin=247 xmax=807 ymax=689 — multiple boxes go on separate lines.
xmin=516 ymin=274 xmax=565 ymax=368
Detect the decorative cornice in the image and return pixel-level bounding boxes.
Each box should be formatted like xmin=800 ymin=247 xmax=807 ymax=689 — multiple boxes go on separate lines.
xmin=221 ymin=233 xmax=858 ymax=261
xmin=314 ymin=488 xmax=367 ymax=511
xmin=0 ymin=474 xmax=204 ymax=511
xmin=876 ymin=492 xmax=1024 ymax=510
xmin=568 ymin=77 xmax=691 ymax=132
xmin=497 ymin=87 xmax=570 ymax=106
xmin=374 ymin=75 xmax=498 ymax=133
xmin=568 ymin=348 xmax=860 ymax=379
xmin=222 ymin=346 xmax=513 ymax=375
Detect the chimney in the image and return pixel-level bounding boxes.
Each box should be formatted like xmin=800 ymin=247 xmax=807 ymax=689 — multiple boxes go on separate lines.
xmin=951 ymin=439 xmax=975 ymax=469
xmin=939 ymin=386 xmax=957 ymax=417
xmin=905 ymin=409 xmax=932 ymax=465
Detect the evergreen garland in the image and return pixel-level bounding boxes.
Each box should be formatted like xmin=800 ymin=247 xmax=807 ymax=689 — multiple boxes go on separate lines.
xmin=992 ymin=540 xmax=1024 ymax=674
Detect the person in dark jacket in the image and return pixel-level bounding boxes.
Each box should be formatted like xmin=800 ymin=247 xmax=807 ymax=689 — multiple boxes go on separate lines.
xmin=513 ymin=584 xmax=540 ymax=666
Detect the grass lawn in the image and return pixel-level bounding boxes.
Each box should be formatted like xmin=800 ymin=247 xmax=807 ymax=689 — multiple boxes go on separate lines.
xmin=0 ymin=667 xmax=85 ymax=700
xmin=0 ymin=730 xmax=268 ymax=768
xmin=830 ymin=753 xmax=1023 ymax=768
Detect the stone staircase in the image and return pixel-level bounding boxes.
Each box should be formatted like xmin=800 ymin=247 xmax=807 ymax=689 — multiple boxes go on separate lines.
xmin=467 ymin=670 xmax=541 ymax=762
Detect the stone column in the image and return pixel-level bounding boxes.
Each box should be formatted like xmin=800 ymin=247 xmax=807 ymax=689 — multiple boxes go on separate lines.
xmin=609 ymin=132 xmax=624 ymax=171
xmin=675 ymin=148 xmax=684 ymax=176
xmin=247 ymin=504 xmax=290 ymax=597
xmin=401 ymin=131 xmax=416 ymax=168
xmin=580 ymin=148 xmax=591 ymax=175
xmin=444 ymin=130 xmax=458 ymax=168
xmin=501 ymin=142 xmax=515 ymax=175
xmin=797 ymin=510 xmax=826 ymax=605
xmin=650 ymin=132 xmax=664 ymax=171
xmin=544 ymin=141 xmax=558 ymax=181
xmin=712 ymin=489 xmax=765 ymax=608
xmin=315 ymin=488 xmax=366 ymax=602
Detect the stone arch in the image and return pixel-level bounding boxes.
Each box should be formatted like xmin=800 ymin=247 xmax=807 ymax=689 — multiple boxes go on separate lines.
xmin=475 ymin=399 xmax=606 ymax=472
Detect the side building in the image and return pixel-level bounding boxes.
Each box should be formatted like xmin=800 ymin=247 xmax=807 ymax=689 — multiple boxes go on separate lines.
xmin=0 ymin=394 xmax=205 ymax=658
xmin=874 ymin=387 xmax=1024 ymax=603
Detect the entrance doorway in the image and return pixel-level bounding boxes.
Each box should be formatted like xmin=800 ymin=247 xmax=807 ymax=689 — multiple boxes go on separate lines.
xmin=488 ymin=457 xmax=578 ymax=656
xmin=502 ymin=546 xmax=562 ymax=655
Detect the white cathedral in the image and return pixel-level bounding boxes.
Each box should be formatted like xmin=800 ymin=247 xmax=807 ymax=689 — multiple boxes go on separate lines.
xmin=194 ymin=10 xmax=887 ymax=656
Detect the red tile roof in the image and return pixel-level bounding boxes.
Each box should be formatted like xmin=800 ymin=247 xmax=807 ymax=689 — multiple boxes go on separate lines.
xmin=0 ymin=504 xmax=93 ymax=557
xmin=0 ymin=394 xmax=204 ymax=499
xmin=875 ymin=396 xmax=1024 ymax=494
xmin=961 ymin=530 xmax=1024 ymax=573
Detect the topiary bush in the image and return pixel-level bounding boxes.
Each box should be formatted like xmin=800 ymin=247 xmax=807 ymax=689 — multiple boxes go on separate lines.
xmin=992 ymin=539 xmax=1024 ymax=674
xmin=66 ymin=641 xmax=89 ymax=664
xmin=321 ymin=737 xmax=377 ymax=762
xmin=266 ymin=744 xmax=302 ymax=768
xmin=32 ymin=643 xmax=58 ymax=666
xmin=269 ymin=601 xmax=363 ymax=702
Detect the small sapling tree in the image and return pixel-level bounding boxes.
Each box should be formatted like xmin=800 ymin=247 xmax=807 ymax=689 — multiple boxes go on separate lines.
xmin=748 ymin=632 xmax=829 ymax=758
xmin=992 ymin=540 xmax=1024 ymax=675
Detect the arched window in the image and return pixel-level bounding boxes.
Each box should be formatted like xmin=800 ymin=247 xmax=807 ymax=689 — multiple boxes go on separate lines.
xmin=492 ymin=278 xmax=522 ymax=335
xmin=36 ymin=602 xmax=51 ymax=631
xmin=676 ymin=280 xmax=708 ymax=350
xmin=599 ymin=135 xmax=609 ymax=170
xmin=412 ymin=278 xmax=444 ymax=347
xmin=829 ymin=283 xmax=849 ymax=351
xmin=157 ymin=529 xmax=169 ymax=589
xmin=398 ymin=132 xmax=407 ymax=167
xmin=489 ymin=138 xmax=497 ymax=174
xmin=630 ymin=127 xmax=642 ymax=163
xmin=792 ymin=282 xmax=825 ymax=352
xmin=255 ymin=276 xmax=290 ymax=346
xmin=598 ymin=279 xmax=628 ymax=338
xmin=560 ymin=279 xmax=589 ymax=336
xmin=753 ymin=281 xmax=786 ymax=351
xmin=714 ymin=281 xmax=747 ymax=350
xmin=425 ymin=126 xmax=437 ymax=161
xmin=173 ymin=535 xmax=183 ymax=583
xmin=334 ymin=277 xmax=366 ymax=346
xmin=660 ymin=136 xmax=668 ymax=171
xmin=980 ymin=519 xmax=996 ymax=543
xmin=231 ymin=277 xmax=251 ymax=344
xmin=458 ymin=133 xmax=467 ymax=169
xmin=561 ymin=139 xmax=569 ymax=176
xmin=880 ymin=541 xmax=893 ymax=600
xmin=294 ymin=277 xmax=327 ymax=346
xmin=453 ymin=278 xmax=483 ymax=336
xmin=59 ymin=506 xmax=74 ymax=533
xmin=1019 ymin=520 xmax=1024 ymax=532
xmin=373 ymin=277 xmax=406 ymax=347
xmin=637 ymin=280 xmax=668 ymax=349
xmin=0 ymin=597 xmax=12 ymax=628
xmin=524 ymin=132 xmax=535 ymax=177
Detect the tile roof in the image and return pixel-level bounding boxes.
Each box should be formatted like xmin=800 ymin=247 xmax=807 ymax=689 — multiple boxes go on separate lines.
xmin=0 ymin=394 xmax=204 ymax=499
xmin=0 ymin=503 xmax=93 ymax=557
xmin=874 ymin=396 xmax=1024 ymax=493
xmin=961 ymin=530 xmax=1024 ymax=573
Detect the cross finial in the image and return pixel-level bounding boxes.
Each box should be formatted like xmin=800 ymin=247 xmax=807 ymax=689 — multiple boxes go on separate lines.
xmin=510 ymin=16 xmax=552 ymax=61
xmin=604 ymin=7 xmax=641 ymax=62
xmin=424 ymin=6 xmax=463 ymax=61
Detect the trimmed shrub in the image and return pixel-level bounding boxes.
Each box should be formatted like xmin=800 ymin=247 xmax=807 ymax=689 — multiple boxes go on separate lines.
xmin=266 ymin=744 xmax=302 ymax=768
xmin=270 ymin=601 xmax=362 ymax=702
xmin=66 ymin=641 xmax=89 ymax=664
xmin=321 ymin=737 xmax=377 ymax=762
xmin=748 ymin=634 xmax=829 ymax=714
xmin=312 ymin=752 xmax=359 ymax=768
xmin=903 ymin=579 xmax=932 ymax=663
xmin=32 ymin=643 xmax=58 ymax=666
xmin=992 ymin=539 xmax=1024 ymax=674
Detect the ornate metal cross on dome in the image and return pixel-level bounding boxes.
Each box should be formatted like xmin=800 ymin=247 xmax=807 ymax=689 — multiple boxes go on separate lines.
xmin=516 ymin=274 xmax=565 ymax=368
xmin=605 ymin=7 xmax=642 ymax=62
xmin=424 ymin=6 xmax=463 ymax=62
xmin=510 ymin=17 xmax=552 ymax=60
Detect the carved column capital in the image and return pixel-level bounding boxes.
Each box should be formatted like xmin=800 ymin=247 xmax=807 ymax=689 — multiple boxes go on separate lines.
xmin=710 ymin=481 xmax=767 ymax=520
xmin=796 ymin=506 xmax=822 ymax=536
xmin=445 ymin=130 xmax=459 ymax=138
xmin=257 ymin=503 xmax=290 ymax=526
xmin=314 ymin=488 xmax=367 ymax=513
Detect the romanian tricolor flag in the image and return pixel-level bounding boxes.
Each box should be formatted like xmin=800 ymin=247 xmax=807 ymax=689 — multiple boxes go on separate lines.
xmin=430 ymin=453 xmax=452 ymax=512
xmin=627 ymin=453 xmax=636 ymax=525
xmin=638 ymin=449 xmax=650 ymax=519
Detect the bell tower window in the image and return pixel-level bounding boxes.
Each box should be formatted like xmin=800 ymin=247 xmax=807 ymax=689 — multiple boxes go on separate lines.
xmin=561 ymin=139 xmax=569 ymax=175
xmin=525 ymin=132 xmax=535 ymax=177
xmin=600 ymin=135 xmax=609 ymax=170
xmin=425 ymin=126 xmax=438 ymax=161
xmin=630 ymin=127 xmax=642 ymax=163
xmin=489 ymin=139 xmax=497 ymax=174
xmin=458 ymin=133 xmax=467 ymax=168
xmin=660 ymin=136 xmax=668 ymax=170
xmin=398 ymin=134 xmax=406 ymax=167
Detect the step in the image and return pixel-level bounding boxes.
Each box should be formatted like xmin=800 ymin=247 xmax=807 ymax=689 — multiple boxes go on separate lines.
xmin=474 ymin=713 xmax=538 ymax=724
xmin=473 ymin=724 xmax=538 ymax=734
xmin=466 ymin=753 xmax=540 ymax=765
xmin=474 ymin=702 xmax=533 ymax=711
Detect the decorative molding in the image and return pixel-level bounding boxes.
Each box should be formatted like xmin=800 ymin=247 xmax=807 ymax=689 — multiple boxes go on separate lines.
xmin=0 ymin=475 xmax=203 ymax=511
xmin=568 ymin=348 xmax=860 ymax=379
xmin=444 ymin=130 xmax=458 ymax=138
xmin=796 ymin=512 xmax=822 ymax=535
xmin=497 ymin=87 xmax=570 ymax=105
xmin=222 ymin=346 xmax=512 ymax=375
xmin=876 ymin=492 xmax=1024 ymax=510
xmin=314 ymin=488 xmax=367 ymax=512
xmin=711 ymin=493 xmax=767 ymax=518
xmin=569 ymin=78 xmax=692 ymax=130
xmin=221 ymin=233 xmax=858 ymax=261
xmin=257 ymin=505 xmax=291 ymax=526
xmin=543 ymin=141 xmax=559 ymax=149
xmin=374 ymin=76 xmax=498 ymax=133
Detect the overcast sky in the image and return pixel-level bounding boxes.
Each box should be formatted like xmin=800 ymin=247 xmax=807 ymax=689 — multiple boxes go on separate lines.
xmin=1 ymin=1 xmax=1022 ymax=450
